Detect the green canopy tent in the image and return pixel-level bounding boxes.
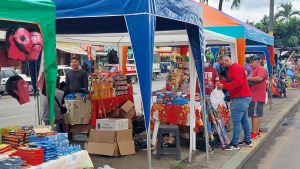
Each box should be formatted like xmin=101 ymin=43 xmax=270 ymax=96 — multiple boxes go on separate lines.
xmin=0 ymin=0 xmax=57 ymax=124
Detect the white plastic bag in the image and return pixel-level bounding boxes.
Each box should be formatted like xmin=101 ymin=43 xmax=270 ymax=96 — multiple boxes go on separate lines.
xmin=210 ymin=88 xmax=226 ymax=110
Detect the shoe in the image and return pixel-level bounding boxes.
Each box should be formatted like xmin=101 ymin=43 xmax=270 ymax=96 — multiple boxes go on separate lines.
xmin=224 ymin=143 xmax=240 ymax=151
xmin=239 ymin=141 xmax=253 ymax=147
xmin=251 ymin=132 xmax=258 ymax=139
xmin=257 ymin=132 xmax=261 ymax=137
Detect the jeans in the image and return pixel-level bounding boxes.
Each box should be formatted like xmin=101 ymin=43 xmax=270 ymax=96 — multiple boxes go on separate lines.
xmin=230 ymin=97 xmax=252 ymax=145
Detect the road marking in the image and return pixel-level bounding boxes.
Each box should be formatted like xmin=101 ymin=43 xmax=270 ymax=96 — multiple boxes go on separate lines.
xmin=0 ymin=114 xmax=32 ymax=121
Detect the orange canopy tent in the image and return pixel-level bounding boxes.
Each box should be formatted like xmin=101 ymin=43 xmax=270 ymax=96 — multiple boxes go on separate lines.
xmin=200 ymin=3 xmax=274 ymax=66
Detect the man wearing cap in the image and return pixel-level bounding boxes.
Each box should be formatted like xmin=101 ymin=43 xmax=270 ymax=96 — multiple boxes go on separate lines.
xmin=247 ymin=56 xmax=268 ymax=139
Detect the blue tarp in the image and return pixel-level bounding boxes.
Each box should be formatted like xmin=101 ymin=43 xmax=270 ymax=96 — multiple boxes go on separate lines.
xmin=54 ymin=0 xmax=205 ymax=131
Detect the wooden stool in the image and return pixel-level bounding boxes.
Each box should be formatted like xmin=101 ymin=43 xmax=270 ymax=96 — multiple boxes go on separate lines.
xmin=156 ymin=124 xmax=181 ymax=161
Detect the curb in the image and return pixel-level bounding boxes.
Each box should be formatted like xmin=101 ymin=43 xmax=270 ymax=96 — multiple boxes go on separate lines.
xmin=220 ymin=94 xmax=300 ymax=169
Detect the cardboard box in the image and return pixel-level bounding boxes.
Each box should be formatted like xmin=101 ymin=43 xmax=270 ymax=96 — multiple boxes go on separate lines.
xmin=86 ymin=140 xmax=135 ymax=156
xmin=65 ymin=100 xmax=91 ymax=125
xmin=128 ymin=119 xmax=133 ymax=129
xmin=116 ymin=129 xmax=132 ymax=142
xmin=86 ymin=142 xmax=119 ymax=156
xmin=120 ymin=101 xmax=136 ymax=119
xmin=89 ymin=129 xmax=132 ymax=143
xmin=70 ymin=124 xmax=90 ymax=142
xmin=107 ymin=108 xmax=120 ymax=118
xmin=96 ymin=118 xmax=128 ymax=131
xmin=89 ymin=129 xmax=115 ymax=143
xmin=118 ymin=141 xmax=135 ymax=155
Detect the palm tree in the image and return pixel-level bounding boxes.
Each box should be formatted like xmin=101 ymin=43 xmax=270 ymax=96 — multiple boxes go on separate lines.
xmin=218 ymin=0 xmax=242 ymax=11
xmin=275 ymin=2 xmax=300 ymax=21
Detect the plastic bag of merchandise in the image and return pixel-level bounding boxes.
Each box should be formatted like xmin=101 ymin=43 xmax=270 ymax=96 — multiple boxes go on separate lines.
xmin=210 ymin=88 xmax=225 ymax=110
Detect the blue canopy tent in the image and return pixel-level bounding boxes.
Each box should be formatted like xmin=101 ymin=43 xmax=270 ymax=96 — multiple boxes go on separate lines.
xmin=210 ymin=46 xmax=273 ymax=78
xmin=54 ymin=0 xmax=207 ymax=167
xmin=246 ymin=46 xmax=272 ymax=78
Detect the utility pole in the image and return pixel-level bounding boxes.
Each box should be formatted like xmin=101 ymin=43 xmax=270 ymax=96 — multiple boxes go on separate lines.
xmin=269 ymin=0 xmax=274 ymax=35
xmin=269 ymin=0 xmax=274 ymax=110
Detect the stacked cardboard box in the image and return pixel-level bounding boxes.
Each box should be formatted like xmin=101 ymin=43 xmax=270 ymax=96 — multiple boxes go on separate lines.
xmin=86 ymin=119 xmax=135 ymax=156
xmin=106 ymin=100 xmax=136 ymax=120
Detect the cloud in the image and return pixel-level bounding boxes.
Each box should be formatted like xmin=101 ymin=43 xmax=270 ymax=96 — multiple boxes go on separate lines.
xmin=206 ymin=0 xmax=300 ymax=22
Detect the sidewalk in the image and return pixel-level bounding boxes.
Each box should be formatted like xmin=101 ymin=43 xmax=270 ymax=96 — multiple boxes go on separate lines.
xmin=183 ymin=88 xmax=300 ymax=169
xmin=90 ymin=88 xmax=300 ymax=169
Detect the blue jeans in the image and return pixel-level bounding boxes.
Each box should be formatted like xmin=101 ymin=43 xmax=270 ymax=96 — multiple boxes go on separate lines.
xmin=230 ymin=97 xmax=251 ymax=145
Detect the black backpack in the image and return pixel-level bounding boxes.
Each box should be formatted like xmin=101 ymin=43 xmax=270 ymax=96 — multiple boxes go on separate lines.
xmin=107 ymin=49 xmax=119 ymax=64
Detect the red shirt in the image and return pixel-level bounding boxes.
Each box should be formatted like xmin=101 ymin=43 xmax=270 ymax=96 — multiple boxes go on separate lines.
xmin=250 ymin=66 xmax=267 ymax=102
xmin=204 ymin=66 xmax=219 ymax=95
xmin=220 ymin=63 xmax=251 ymax=99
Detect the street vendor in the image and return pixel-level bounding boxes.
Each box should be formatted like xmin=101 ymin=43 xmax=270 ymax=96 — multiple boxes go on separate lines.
xmin=65 ymin=56 xmax=89 ymax=94
xmin=216 ymin=55 xmax=252 ymax=150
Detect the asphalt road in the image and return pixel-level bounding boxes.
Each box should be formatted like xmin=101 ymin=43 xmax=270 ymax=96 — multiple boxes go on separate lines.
xmin=0 ymin=79 xmax=166 ymax=128
xmin=242 ymin=106 xmax=300 ymax=169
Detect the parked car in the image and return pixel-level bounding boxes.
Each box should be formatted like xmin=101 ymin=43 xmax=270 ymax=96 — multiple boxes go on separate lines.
xmin=0 ymin=68 xmax=32 ymax=95
xmin=58 ymin=65 xmax=72 ymax=83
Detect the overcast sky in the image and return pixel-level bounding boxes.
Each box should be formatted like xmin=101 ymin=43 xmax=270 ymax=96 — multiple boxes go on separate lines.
xmin=204 ymin=0 xmax=300 ymax=23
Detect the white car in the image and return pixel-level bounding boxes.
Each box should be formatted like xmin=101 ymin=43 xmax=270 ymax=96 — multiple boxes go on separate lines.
xmin=0 ymin=68 xmax=32 ymax=95
xmin=58 ymin=65 xmax=72 ymax=83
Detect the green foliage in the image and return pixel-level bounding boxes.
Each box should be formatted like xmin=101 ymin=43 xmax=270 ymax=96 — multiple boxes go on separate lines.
xmin=170 ymin=163 xmax=185 ymax=169
xmin=254 ymin=2 xmax=300 ymax=47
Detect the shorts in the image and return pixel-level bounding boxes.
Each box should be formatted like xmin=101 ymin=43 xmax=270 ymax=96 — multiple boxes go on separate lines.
xmin=248 ymin=101 xmax=264 ymax=117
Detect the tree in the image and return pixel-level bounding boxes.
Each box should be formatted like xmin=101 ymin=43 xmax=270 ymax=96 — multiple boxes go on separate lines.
xmin=218 ymin=0 xmax=242 ymax=11
xmin=255 ymin=15 xmax=269 ymax=33
xmin=275 ymin=2 xmax=300 ymax=21
xmin=253 ymin=2 xmax=300 ymax=48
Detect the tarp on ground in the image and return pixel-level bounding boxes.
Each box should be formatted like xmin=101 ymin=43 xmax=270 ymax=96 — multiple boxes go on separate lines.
xmin=0 ymin=0 xmax=57 ymax=124
xmin=200 ymin=3 xmax=274 ymax=65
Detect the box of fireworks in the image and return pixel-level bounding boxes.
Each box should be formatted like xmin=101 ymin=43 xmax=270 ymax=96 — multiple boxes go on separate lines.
xmin=28 ymin=135 xmax=58 ymax=143
xmin=65 ymin=100 xmax=91 ymax=125
xmin=33 ymin=125 xmax=52 ymax=134
xmin=86 ymin=140 xmax=135 ymax=156
xmin=96 ymin=118 xmax=128 ymax=131
xmin=106 ymin=108 xmax=120 ymax=118
xmin=120 ymin=101 xmax=136 ymax=119
xmin=0 ymin=144 xmax=13 ymax=154
xmin=70 ymin=124 xmax=90 ymax=142
xmin=0 ymin=126 xmax=17 ymax=144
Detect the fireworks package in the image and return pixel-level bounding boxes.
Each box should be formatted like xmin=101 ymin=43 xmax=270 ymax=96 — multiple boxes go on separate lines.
xmin=10 ymin=147 xmax=44 ymax=166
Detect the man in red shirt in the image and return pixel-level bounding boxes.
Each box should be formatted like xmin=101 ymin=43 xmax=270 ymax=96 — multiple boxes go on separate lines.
xmin=216 ymin=55 xmax=252 ymax=150
xmin=247 ymin=56 xmax=267 ymax=139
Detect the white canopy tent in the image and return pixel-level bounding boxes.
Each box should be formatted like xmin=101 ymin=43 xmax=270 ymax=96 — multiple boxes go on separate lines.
xmin=56 ymin=29 xmax=238 ymax=62
xmin=56 ymin=29 xmax=236 ymax=47
xmin=56 ymin=29 xmax=237 ymax=160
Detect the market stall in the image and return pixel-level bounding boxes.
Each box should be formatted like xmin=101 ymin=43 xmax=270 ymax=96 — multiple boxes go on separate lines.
xmin=0 ymin=126 xmax=93 ymax=168
xmin=0 ymin=1 xmax=95 ymax=168
xmin=54 ymin=0 xmax=207 ymax=167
